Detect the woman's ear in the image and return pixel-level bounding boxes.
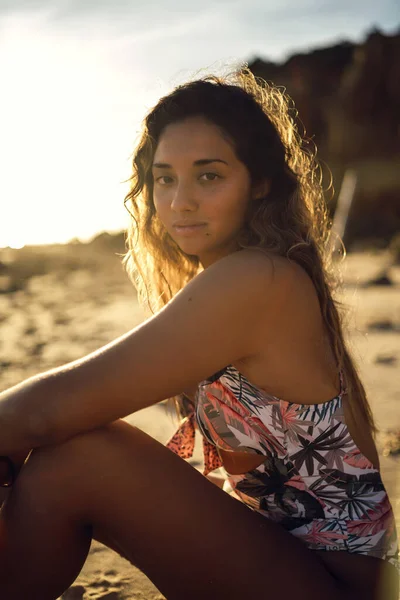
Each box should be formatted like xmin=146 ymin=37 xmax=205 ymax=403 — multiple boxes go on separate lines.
xmin=252 ymin=180 xmax=270 ymax=200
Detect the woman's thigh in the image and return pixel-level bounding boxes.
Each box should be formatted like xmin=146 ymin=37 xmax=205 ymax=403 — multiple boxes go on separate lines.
xmin=15 ymin=420 xmax=358 ymax=600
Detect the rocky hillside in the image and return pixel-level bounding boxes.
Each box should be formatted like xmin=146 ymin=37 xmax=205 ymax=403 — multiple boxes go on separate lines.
xmin=249 ymin=28 xmax=400 ymax=245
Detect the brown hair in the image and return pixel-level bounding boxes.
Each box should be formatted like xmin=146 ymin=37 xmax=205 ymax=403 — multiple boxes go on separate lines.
xmin=123 ymin=66 xmax=377 ymax=436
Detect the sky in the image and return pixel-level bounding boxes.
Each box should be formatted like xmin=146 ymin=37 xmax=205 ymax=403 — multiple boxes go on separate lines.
xmin=1 ymin=0 xmax=399 ymax=247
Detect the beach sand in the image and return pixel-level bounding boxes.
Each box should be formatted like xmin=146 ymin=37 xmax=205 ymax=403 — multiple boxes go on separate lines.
xmin=0 ymin=247 xmax=399 ymax=599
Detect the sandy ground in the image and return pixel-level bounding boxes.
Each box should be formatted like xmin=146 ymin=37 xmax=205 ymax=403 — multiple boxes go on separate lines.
xmin=0 ymin=247 xmax=399 ymax=598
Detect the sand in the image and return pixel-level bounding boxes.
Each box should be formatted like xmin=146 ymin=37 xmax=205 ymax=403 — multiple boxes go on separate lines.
xmin=0 ymin=247 xmax=399 ymax=599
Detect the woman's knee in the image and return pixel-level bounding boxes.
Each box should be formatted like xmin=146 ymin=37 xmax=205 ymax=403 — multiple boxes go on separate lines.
xmin=12 ymin=421 xmax=126 ymax=492
xmin=19 ymin=420 xmax=147 ymax=494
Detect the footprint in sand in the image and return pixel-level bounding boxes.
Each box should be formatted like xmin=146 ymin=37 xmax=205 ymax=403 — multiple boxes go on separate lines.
xmin=83 ymin=572 xmax=124 ymax=599
xmin=89 ymin=576 xmax=123 ymax=589
xmin=61 ymin=585 xmax=122 ymax=599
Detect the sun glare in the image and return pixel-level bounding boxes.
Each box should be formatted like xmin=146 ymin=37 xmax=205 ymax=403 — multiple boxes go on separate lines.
xmin=0 ymin=12 xmax=155 ymax=249
xmin=6 ymin=240 xmax=25 ymax=250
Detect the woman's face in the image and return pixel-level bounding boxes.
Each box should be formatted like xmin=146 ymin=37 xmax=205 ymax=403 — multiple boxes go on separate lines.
xmin=152 ymin=116 xmax=257 ymax=268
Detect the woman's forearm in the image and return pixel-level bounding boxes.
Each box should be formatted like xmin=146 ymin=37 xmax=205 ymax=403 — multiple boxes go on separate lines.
xmin=0 ymin=375 xmax=49 ymax=455
xmin=0 ymin=339 xmax=142 ymax=454
xmin=0 ymin=361 xmax=98 ymax=454
xmin=0 ymin=364 xmax=100 ymax=454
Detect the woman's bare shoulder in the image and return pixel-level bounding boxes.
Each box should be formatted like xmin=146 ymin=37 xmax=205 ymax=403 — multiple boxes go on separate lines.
xmin=239 ymin=248 xmax=307 ymax=291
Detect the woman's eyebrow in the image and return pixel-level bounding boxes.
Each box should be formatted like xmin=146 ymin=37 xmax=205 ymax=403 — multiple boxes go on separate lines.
xmin=152 ymin=158 xmax=228 ymax=169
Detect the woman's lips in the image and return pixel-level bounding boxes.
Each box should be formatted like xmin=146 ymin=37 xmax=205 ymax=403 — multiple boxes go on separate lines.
xmin=173 ymin=224 xmax=207 ymax=235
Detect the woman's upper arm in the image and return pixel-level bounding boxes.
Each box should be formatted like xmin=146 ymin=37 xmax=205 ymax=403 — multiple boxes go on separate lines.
xmin=43 ymin=250 xmax=276 ymax=439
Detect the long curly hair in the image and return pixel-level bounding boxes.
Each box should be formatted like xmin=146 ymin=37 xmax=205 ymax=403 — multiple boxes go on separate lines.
xmin=123 ymin=66 xmax=377 ymax=436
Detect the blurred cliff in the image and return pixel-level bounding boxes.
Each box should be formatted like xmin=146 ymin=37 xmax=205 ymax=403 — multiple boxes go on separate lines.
xmin=0 ymin=232 xmax=128 ymax=295
xmin=249 ymin=28 xmax=400 ymax=247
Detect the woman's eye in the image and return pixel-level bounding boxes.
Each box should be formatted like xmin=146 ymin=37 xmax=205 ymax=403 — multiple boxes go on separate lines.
xmin=155 ymin=175 xmax=173 ymax=185
xmin=155 ymin=173 xmax=220 ymax=185
xmin=200 ymin=172 xmax=220 ymax=182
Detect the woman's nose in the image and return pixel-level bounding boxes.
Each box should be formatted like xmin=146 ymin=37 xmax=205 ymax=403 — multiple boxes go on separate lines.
xmin=170 ymin=183 xmax=198 ymax=211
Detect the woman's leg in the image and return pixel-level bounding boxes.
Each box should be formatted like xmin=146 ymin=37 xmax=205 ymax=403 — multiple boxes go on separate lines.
xmin=0 ymin=419 xmax=392 ymax=600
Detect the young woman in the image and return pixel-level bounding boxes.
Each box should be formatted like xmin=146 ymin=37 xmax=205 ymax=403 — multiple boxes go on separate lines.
xmin=0 ymin=68 xmax=398 ymax=600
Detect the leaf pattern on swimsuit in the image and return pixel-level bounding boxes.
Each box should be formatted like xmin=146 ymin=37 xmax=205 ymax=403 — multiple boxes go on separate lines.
xmin=166 ymin=365 xmax=399 ymax=573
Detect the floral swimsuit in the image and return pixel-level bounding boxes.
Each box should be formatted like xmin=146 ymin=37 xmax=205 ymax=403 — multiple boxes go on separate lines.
xmin=166 ymin=364 xmax=399 ymax=573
